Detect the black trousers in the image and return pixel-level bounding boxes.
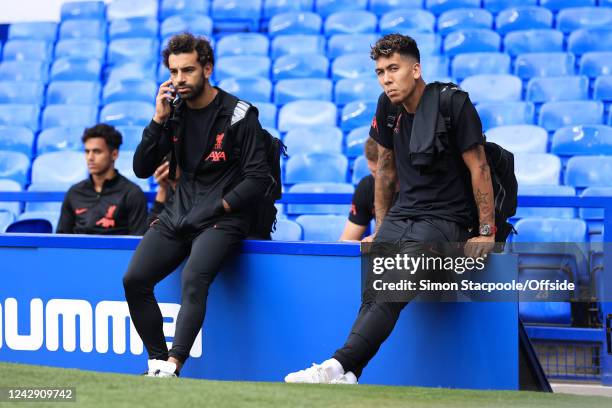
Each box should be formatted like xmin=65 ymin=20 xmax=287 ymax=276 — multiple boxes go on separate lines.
xmin=332 ymin=217 xmax=469 ymax=378
xmin=123 ymin=220 xmax=245 ymax=363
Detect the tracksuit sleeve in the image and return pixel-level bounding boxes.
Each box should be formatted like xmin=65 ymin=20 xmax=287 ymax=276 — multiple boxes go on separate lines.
xmin=133 ymin=120 xmax=172 ymax=179
xmin=56 ymin=193 xmax=74 ymax=234
xmin=223 ymin=110 xmax=271 ymax=211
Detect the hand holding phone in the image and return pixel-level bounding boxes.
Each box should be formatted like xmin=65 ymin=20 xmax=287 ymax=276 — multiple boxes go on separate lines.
xmin=153 ymin=79 xmax=175 ymax=124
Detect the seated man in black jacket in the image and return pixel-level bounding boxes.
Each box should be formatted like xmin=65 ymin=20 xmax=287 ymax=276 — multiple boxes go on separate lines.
xmin=57 ymin=124 xmax=147 ymax=235
xmin=123 ymin=33 xmax=271 ymax=377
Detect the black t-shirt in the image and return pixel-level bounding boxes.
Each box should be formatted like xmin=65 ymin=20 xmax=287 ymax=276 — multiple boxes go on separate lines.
xmin=181 ymin=94 xmax=219 ymax=173
xmin=348 ymin=174 xmax=399 ymax=226
xmin=369 ymin=91 xmax=484 ymax=227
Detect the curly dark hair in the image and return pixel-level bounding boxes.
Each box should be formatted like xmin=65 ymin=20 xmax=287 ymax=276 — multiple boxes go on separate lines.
xmin=81 ymin=124 xmax=123 ymax=151
xmin=162 ymin=32 xmax=215 ymax=68
xmin=370 ymin=34 xmax=420 ymax=62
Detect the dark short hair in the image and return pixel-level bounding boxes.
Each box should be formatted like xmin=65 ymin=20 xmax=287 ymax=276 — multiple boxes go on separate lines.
xmin=162 ymin=32 xmax=215 ymax=68
xmin=370 ymin=33 xmax=420 ymax=62
xmin=365 ymin=137 xmax=378 ymax=162
xmin=81 ymin=123 xmax=122 ymax=151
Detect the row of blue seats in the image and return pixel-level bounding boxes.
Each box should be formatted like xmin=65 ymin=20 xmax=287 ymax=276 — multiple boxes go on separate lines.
xmin=6 ymin=7 xmax=612 ymax=44
xmin=3 ymin=27 xmax=611 ymax=66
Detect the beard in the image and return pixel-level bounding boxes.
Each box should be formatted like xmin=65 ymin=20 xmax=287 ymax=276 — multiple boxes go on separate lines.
xmin=179 ymin=76 xmax=205 ymax=101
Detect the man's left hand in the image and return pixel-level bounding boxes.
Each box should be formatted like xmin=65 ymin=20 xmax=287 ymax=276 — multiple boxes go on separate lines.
xmin=464 ymin=235 xmax=495 ymax=259
xmin=222 ymin=199 xmax=231 ymax=213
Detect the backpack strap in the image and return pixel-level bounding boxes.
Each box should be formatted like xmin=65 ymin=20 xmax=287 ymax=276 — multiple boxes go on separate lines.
xmin=438 ymin=83 xmax=461 ymax=134
xmin=231 ymin=100 xmax=251 ymax=127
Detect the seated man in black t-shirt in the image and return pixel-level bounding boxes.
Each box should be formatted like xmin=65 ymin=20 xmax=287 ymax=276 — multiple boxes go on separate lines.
xmin=286 ymin=34 xmax=496 ymax=384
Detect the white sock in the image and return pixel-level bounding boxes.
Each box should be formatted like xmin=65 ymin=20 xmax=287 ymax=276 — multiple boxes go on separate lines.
xmin=322 ymin=358 xmax=345 ymax=379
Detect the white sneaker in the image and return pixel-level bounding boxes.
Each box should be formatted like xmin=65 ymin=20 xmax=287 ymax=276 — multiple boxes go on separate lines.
xmin=330 ymin=372 xmax=358 ymax=384
xmin=285 ymin=363 xmax=332 ymax=383
xmin=146 ymin=359 xmax=178 ymax=378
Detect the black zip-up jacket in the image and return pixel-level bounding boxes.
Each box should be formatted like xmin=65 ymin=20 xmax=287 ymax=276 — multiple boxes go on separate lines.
xmin=57 ymin=172 xmax=147 ymax=235
xmin=133 ymin=87 xmax=271 ymax=235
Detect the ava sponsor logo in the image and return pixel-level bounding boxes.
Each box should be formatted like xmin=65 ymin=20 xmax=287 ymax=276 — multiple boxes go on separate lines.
xmin=0 ymin=298 xmax=202 ymax=357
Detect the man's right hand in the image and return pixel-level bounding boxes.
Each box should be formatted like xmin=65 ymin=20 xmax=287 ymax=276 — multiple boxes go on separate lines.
xmin=361 ymin=233 xmax=376 ymax=243
xmin=153 ymin=79 xmax=174 ymax=124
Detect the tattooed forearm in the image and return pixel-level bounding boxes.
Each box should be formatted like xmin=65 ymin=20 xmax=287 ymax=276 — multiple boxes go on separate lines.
xmin=475 ymin=188 xmax=494 ymax=221
xmin=374 ymin=147 xmax=396 ymax=231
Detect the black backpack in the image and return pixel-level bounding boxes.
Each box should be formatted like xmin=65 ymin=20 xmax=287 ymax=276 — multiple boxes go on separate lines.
xmin=227 ymin=100 xmax=287 ymax=240
xmin=438 ymin=83 xmax=518 ymax=244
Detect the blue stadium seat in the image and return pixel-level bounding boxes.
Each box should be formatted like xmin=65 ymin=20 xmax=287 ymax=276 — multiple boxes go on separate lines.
xmin=2 ymin=40 xmax=52 ymax=62
xmin=316 ymin=0 xmax=367 ymax=18
xmin=61 ymin=1 xmax=106 ymax=20
xmin=486 ymin=125 xmax=548 ymax=153
xmin=211 ymin=0 xmax=262 ymax=32
xmin=552 ymin=125 xmax=612 ymax=158
xmin=594 ymin=76 xmax=612 ymax=102
xmin=327 ymin=33 xmax=378 ymax=59
xmin=115 ymin=151 xmax=150 ymax=191
xmin=108 ymin=62 xmax=157 ymax=83
xmin=0 ymin=210 xmax=15 ymax=233
xmin=51 ymin=58 xmax=101 ymax=82
xmin=0 ymin=151 xmax=30 ymax=186
xmin=514 ymin=153 xmax=561 ymax=185
xmin=426 ymin=0 xmax=480 ymax=15
xmin=161 ymin=14 xmax=213 ymax=40
xmin=107 ymin=38 xmax=159 ymax=66
xmin=278 ymin=100 xmax=336 ymax=131
xmin=369 ymin=0 xmax=422 ymax=16
xmin=443 ymin=29 xmax=501 ymax=56
xmin=46 ymin=81 xmax=101 ymax=106
xmin=109 ymin=17 xmax=158 ymax=40
xmin=515 ymin=185 xmax=576 ymax=219
xmin=215 ymin=33 xmax=269 ymax=57
xmin=557 ymin=7 xmax=612 ymax=34
xmin=334 ymin=78 xmax=380 ymax=105
xmin=0 ymin=105 xmax=40 ymax=131
xmin=568 ymin=28 xmax=612 ymax=56
xmin=565 ymin=155 xmax=612 ymax=187
xmin=407 ymin=32 xmax=442 ymax=56
xmin=287 ymin=182 xmax=353 ymax=215
xmin=579 ymin=187 xmax=612 ymax=221
xmin=526 ymin=76 xmax=589 ymax=103
xmin=341 ymin=100 xmax=376 ymax=132
xmin=476 ymin=101 xmax=535 ymax=130
xmin=8 ymin=22 xmax=57 ymax=41
xmin=379 ymin=10 xmax=436 ymax=34
xmin=160 ymin=0 xmax=210 ymax=20
xmin=215 ymin=56 xmax=271 ymax=82
xmin=99 ymin=102 xmax=154 ymax=127
xmin=580 ymin=52 xmax=612 ymax=78
xmin=55 ymin=39 xmax=106 ymax=61
xmin=345 ymin=126 xmax=369 ymax=158
xmin=25 ymin=183 xmax=72 ymax=213
xmin=115 ymin=126 xmax=143 ymax=151
xmin=514 ymin=52 xmax=575 ymax=79
xmin=351 ymin=155 xmax=371 ymax=184
xmin=518 ymin=300 xmax=572 ymax=326
xmin=271 ymin=34 xmax=326 ymax=59
xmin=460 ymin=74 xmax=522 ymax=103
xmin=539 ymin=0 xmax=595 ymax=12
xmin=285 ymin=152 xmax=348 ymax=183
xmin=539 ymin=101 xmax=603 ymax=132
xmin=503 ymin=29 xmax=563 ymax=57
xmin=107 ymin=0 xmax=158 ymax=20
xmin=495 ymin=7 xmax=553 ymax=35
xmin=296 ymin=214 xmax=346 ymax=241
xmin=6 ymin=211 xmax=59 ymax=234
xmin=283 ymin=126 xmax=342 ymax=155
xmin=451 ymin=53 xmax=510 ymax=80
xmin=274 ymin=78 xmax=333 ymax=104
xmin=102 ymin=79 xmax=156 ymax=104
xmin=421 ymin=55 xmax=450 ymax=79
xmin=268 ymin=11 xmax=322 ymax=37
xmin=331 ymin=53 xmax=375 ymax=80
xmin=324 ymin=10 xmax=377 ymax=36
xmin=263 ymin=0 xmax=313 ymax=18
xmin=59 ymin=19 xmax=106 ymax=40
xmin=0 ymin=81 xmax=44 ymax=105
xmin=218 ymin=77 xmax=272 ymax=103
xmin=0 ymin=126 xmax=34 ymax=157
xmin=272 ymin=219 xmax=302 ymax=240
xmin=31 ymin=151 xmax=87 ymax=185
xmin=36 ymin=127 xmax=85 ymax=155
xmin=254 ymin=102 xmax=277 ymax=128
xmin=609 ymin=110 xmax=612 ymax=126
xmin=437 ymin=8 xmax=493 ymax=36
xmin=273 ymin=53 xmax=329 ymax=80
xmin=483 ymin=0 xmax=537 ymax=13
xmin=0 ymin=179 xmax=21 ymax=216
xmin=42 ymin=105 xmax=98 ymax=130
